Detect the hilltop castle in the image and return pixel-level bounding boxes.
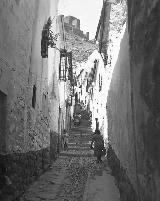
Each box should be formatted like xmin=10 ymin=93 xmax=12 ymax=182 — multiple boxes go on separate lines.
xmin=61 ymin=15 xmax=89 ymax=40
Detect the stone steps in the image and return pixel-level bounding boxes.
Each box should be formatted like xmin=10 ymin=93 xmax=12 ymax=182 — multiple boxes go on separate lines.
xmin=69 ymin=130 xmax=93 ymax=135
xmin=68 ymin=136 xmax=92 ymax=140
xmin=63 ymin=117 xmax=93 ymax=157
xmin=68 ymin=139 xmax=91 ymax=144
xmin=59 ymin=152 xmax=93 ymax=157
xmin=67 ymin=147 xmax=90 ymax=151
xmin=68 ymin=135 xmax=92 ymax=139
xmin=69 ymin=133 xmax=93 ymax=137
xmin=70 ymin=126 xmax=92 ymax=132
xmin=67 ymin=142 xmax=91 ymax=148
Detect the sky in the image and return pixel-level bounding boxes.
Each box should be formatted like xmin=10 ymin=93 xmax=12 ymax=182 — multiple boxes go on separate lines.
xmin=58 ymin=0 xmax=103 ymax=39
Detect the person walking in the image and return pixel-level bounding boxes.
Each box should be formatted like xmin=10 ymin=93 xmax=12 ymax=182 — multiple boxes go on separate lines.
xmin=63 ymin=129 xmax=69 ymax=151
xmin=90 ymin=129 xmax=105 ymax=163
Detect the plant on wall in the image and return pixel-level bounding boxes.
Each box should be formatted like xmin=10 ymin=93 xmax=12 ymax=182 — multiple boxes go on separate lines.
xmin=46 ymin=17 xmax=60 ymax=48
xmin=41 ymin=17 xmax=60 ymax=58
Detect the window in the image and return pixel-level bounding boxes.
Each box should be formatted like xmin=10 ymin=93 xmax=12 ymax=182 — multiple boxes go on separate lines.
xmin=42 ymin=92 xmax=48 ymax=117
xmin=59 ymin=49 xmax=67 ymax=81
xmin=42 ymin=93 xmax=46 ymax=115
xmin=59 ymin=50 xmax=73 ymax=82
xmin=32 ymin=85 xmax=36 ymax=108
xmin=99 ymin=74 xmax=102 ymax=91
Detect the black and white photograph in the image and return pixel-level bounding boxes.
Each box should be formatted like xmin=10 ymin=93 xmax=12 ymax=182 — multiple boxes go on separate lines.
xmin=0 ymin=0 xmax=159 ymax=200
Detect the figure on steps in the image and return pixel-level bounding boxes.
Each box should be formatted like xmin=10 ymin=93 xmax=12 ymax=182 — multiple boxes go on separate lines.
xmin=90 ymin=129 xmax=105 ymax=163
xmin=63 ymin=129 xmax=69 ymax=151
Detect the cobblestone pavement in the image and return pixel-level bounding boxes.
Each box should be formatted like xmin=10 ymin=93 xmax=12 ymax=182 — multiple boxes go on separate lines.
xmin=20 ymin=120 xmax=120 ymax=201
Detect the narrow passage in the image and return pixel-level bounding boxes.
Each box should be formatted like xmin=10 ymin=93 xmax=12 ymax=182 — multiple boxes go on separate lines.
xmin=20 ymin=115 xmax=120 ymax=201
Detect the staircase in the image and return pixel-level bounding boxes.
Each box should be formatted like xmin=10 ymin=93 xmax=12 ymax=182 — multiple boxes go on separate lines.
xmin=60 ymin=114 xmax=94 ymax=158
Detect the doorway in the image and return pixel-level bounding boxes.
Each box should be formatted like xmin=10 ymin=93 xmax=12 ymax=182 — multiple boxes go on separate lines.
xmin=0 ymin=90 xmax=7 ymax=152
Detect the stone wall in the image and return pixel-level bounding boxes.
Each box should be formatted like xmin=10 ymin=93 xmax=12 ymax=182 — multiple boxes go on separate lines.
xmin=107 ymin=1 xmax=160 ymax=200
xmin=65 ymin=32 xmax=98 ymax=64
xmin=107 ymin=145 xmax=138 ymax=201
xmin=127 ymin=0 xmax=160 ymax=200
xmin=107 ymin=25 xmax=138 ymax=197
xmin=64 ymin=15 xmax=89 ymax=40
xmin=64 ymin=16 xmax=80 ymax=29
xmin=0 ymin=0 xmax=59 ymax=199
xmin=0 ymin=0 xmax=53 ymax=151
xmin=0 ymin=148 xmax=50 ymax=200
xmin=64 ymin=16 xmax=80 ymax=30
xmin=64 ymin=23 xmax=88 ymax=40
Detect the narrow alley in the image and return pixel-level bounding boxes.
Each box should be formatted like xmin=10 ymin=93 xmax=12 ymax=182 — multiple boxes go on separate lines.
xmin=20 ymin=111 xmax=119 ymax=201
xmin=1 ymin=0 xmax=160 ymax=201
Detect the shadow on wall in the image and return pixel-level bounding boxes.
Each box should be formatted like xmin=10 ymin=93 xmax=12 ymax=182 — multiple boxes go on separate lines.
xmin=107 ymin=145 xmax=138 ymax=201
xmin=50 ymin=131 xmax=61 ymax=161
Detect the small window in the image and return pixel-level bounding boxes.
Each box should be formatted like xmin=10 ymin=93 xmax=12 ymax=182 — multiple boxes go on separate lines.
xmin=99 ymin=74 xmax=102 ymax=91
xmin=32 ymin=85 xmax=36 ymax=108
xmin=42 ymin=93 xmax=48 ymax=117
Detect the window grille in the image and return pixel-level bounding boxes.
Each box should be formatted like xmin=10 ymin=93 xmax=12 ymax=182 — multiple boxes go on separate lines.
xmin=67 ymin=52 xmax=73 ymax=83
xmin=59 ymin=49 xmax=67 ymax=81
xmin=59 ymin=50 xmax=73 ymax=82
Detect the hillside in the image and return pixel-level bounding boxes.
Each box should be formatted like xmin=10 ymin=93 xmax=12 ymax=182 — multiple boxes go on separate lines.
xmin=65 ymin=31 xmax=98 ymax=66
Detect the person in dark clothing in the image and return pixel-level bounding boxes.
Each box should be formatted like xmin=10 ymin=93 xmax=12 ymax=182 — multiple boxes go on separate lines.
xmin=63 ymin=129 xmax=69 ymax=151
xmin=0 ymin=163 xmax=12 ymax=200
xmin=90 ymin=129 xmax=105 ymax=163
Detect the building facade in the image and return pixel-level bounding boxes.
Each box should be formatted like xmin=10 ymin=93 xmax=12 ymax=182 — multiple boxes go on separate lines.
xmin=73 ymin=50 xmax=108 ymax=141
xmin=0 ymin=1 xmax=72 ymax=199
xmin=96 ymin=0 xmax=160 ymax=201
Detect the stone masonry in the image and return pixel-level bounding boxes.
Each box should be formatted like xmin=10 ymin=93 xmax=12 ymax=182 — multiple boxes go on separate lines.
xmin=64 ymin=15 xmax=89 ymax=40
xmin=0 ymin=1 xmax=60 ymax=200
xmin=107 ymin=0 xmax=160 ymax=201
